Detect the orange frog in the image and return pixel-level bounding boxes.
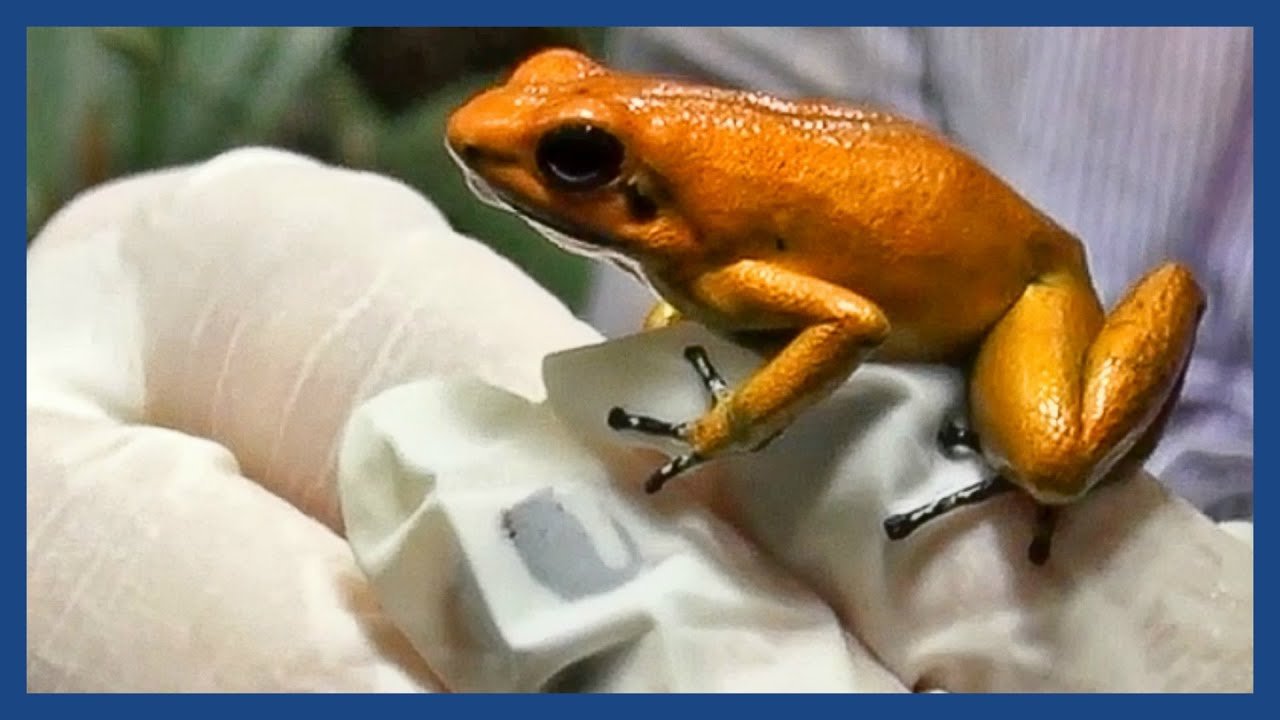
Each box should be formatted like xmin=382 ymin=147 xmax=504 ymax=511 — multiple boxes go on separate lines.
xmin=446 ymin=48 xmax=1205 ymax=564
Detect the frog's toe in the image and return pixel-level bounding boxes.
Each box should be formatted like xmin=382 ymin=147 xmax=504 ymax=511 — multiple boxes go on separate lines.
xmin=607 ymin=406 xmax=688 ymax=440
xmin=682 ymin=345 xmax=731 ymax=403
xmin=882 ymin=473 xmax=1015 ymax=540
xmin=644 ymin=452 xmax=706 ymax=494
xmin=607 ymin=345 xmax=736 ymax=494
xmin=604 ymin=408 xmax=707 ymax=493
xmin=937 ymin=419 xmax=982 ymax=456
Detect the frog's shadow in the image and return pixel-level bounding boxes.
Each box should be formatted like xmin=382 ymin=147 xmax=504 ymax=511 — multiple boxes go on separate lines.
xmin=722 ymin=367 xmax=925 ymax=546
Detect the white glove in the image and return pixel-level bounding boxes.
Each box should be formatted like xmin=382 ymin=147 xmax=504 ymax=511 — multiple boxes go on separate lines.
xmin=29 ymin=149 xmax=1252 ymax=693
xmin=543 ymin=328 xmax=1254 ymax=691
xmin=346 ymin=321 xmax=1252 ymax=693
xmin=27 ymin=148 xmax=596 ymax=691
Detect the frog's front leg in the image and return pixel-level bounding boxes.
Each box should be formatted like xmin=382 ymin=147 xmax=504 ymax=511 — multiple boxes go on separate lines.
xmin=611 ymin=260 xmax=890 ymax=493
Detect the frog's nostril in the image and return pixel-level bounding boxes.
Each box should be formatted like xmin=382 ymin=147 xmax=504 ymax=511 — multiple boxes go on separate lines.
xmin=445 ymin=140 xmax=488 ymax=167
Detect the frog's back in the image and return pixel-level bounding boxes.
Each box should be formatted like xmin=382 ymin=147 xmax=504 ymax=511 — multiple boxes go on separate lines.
xmin=624 ymin=80 xmax=1087 ymax=360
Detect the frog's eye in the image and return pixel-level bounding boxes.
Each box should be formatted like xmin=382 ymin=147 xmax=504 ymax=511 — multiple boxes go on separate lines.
xmin=536 ymin=124 xmax=624 ymax=191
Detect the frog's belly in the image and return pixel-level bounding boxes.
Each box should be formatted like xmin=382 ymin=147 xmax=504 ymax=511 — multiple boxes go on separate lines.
xmin=871 ymin=322 xmax=987 ymax=363
xmin=868 ymin=282 xmax=1022 ymax=362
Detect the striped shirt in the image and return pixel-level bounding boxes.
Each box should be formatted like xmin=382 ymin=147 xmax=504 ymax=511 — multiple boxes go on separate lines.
xmin=585 ymin=27 xmax=1253 ymax=519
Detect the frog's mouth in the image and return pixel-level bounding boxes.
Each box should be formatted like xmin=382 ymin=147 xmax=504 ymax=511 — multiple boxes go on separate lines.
xmin=446 ymin=141 xmax=656 ymax=290
xmin=497 ymin=193 xmax=618 ymax=258
xmin=447 ymin=142 xmax=624 ymax=259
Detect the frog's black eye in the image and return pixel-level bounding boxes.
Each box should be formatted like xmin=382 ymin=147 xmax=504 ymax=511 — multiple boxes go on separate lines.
xmin=536 ymin=124 xmax=624 ymax=191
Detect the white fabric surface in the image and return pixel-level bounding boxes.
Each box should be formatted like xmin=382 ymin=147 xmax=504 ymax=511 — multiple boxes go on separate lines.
xmin=339 ymin=376 xmax=903 ymax=692
xmin=342 ymin=322 xmax=1252 ymax=692
xmin=27 ymin=147 xmax=595 ymax=691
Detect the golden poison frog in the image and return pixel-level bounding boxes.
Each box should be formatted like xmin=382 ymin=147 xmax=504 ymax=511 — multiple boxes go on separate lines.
xmin=446 ymin=49 xmax=1205 ymax=564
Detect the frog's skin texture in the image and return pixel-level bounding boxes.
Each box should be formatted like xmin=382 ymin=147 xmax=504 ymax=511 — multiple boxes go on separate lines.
xmin=446 ymin=49 xmax=1205 ymax=561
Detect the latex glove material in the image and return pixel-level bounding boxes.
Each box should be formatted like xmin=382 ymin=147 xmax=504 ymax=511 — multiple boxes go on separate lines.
xmin=339 ymin=378 xmax=904 ymax=692
xmin=343 ymin=323 xmax=1253 ymax=693
xmin=552 ymin=327 xmax=1253 ymax=692
xmin=27 ymin=147 xmax=598 ymax=692
xmin=29 ymin=147 xmax=1251 ymax=693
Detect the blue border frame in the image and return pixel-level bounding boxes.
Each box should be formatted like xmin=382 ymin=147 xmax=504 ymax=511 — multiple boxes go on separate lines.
xmin=16 ymin=8 xmax=1262 ymax=706
xmin=14 ymin=4 xmax=1266 ymax=26
xmin=1248 ymin=15 xmax=1264 ymax=700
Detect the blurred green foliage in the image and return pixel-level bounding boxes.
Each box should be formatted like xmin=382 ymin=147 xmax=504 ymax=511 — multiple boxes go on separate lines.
xmin=26 ymin=26 xmax=600 ymax=310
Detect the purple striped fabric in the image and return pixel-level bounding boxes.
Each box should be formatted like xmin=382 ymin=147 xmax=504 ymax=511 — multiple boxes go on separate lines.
xmin=584 ymin=27 xmax=1253 ymax=518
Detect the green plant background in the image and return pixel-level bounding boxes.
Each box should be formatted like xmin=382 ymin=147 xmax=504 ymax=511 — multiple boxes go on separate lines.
xmin=27 ymin=27 xmax=606 ymax=311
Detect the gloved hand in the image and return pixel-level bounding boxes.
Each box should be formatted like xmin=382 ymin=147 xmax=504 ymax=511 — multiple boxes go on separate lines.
xmin=27 ymin=147 xmax=596 ymax=691
xmin=539 ymin=328 xmax=1254 ymax=692
xmin=28 ymin=149 xmax=1252 ymax=693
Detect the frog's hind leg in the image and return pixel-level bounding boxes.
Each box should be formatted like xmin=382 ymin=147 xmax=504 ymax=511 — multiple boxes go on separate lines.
xmin=965 ymin=262 xmax=1204 ymax=564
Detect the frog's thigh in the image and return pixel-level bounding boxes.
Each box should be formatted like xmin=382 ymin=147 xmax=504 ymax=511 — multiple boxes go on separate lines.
xmin=969 ymin=264 xmax=1203 ymax=503
xmin=1076 ymin=264 xmax=1204 ymax=473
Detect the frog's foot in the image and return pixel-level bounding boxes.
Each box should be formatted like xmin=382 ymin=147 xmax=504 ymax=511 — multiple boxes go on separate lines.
xmin=605 ymin=408 xmax=687 ymax=441
xmin=937 ymin=419 xmax=982 ymax=457
xmin=681 ymin=344 xmax=731 ymax=402
xmin=884 ymin=475 xmax=1061 ymax=566
xmin=883 ymin=473 xmax=1015 ymax=540
xmin=607 ymin=345 xmax=738 ymax=494
xmin=605 ymin=404 xmax=707 ymax=493
xmin=1027 ymin=504 xmax=1059 ymax=566
xmin=642 ymin=452 xmax=707 ymax=494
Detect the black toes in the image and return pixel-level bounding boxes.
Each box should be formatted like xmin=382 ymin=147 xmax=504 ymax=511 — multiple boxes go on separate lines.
xmin=644 ymin=453 xmax=704 ymax=494
xmin=882 ymin=514 xmax=917 ymax=541
xmin=607 ymin=407 xmax=685 ymax=439
xmin=606 ymin=407 xmax=631 ymax=430
xmin=612 ymin=346 xmax=732 ymax=495
xmin=1027 ymin=536 xmax=1052 ymax=565
xmin=683 ymin=345 xmax=730 ymax=400
xmin=882 ymin=474 xmax=1014 ymax=541
xmin=938 ymin=420 xmax=981 ymax=455
xmin=1027 ymin=505 xmax=1058 ymax=566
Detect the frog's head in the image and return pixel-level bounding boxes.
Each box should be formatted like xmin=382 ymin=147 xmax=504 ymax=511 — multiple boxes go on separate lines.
xmin=446 ymin=48 xmax=708 ymax=268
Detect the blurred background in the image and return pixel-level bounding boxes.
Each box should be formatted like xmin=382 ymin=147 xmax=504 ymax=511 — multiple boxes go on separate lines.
xmin=27 ymin=27 xmax=609 ymax=311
